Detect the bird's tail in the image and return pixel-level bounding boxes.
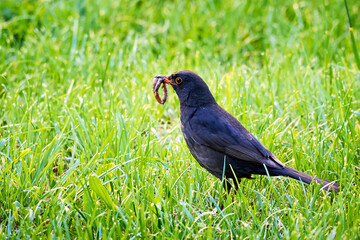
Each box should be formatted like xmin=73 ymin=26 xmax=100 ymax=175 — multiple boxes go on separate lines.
xmin=271 ymin=166 xmax=340 ymax=192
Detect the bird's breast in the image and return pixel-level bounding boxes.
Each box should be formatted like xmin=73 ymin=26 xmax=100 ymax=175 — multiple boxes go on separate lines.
xmin=181 ymin=121 xmax=226 ymax=179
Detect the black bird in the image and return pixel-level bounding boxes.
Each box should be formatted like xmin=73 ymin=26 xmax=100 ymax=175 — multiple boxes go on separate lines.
xmin=155 ymin=70 xmax=339 ymax=193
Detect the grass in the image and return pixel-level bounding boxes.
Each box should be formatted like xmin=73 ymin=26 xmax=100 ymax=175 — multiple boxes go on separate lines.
xmin=0 ymin=0 xmax=360 ymax=239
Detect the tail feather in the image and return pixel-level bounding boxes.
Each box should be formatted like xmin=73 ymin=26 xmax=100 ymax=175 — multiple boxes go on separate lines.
xmin=271 ymin=166 xmax=340 ymax=192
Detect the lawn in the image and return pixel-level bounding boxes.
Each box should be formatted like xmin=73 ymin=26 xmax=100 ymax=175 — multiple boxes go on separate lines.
xmin=0 ymin=0 xmax=359 ymax=239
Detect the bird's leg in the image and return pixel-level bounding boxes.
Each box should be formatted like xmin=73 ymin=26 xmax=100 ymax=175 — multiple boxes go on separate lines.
xmin=218 ymin=179 xmax=231 ymax=210
xmin=219 ymin=178 xmax=241 ymax=210
xmin=233 ymin=178 xmax=240 ymax=192
xmin=223 ymin=179 xmax=232 ymax=194
xmin=222 ymin=178 xmax=241 ymax=194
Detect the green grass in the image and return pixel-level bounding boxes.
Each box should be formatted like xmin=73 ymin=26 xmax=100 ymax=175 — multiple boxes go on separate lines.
xmin=1 ymin=0 xmax=360 ymax=239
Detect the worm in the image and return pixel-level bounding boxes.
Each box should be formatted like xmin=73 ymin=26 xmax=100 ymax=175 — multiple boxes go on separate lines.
xmin=152 ymin=76 xmax=168 ymax=104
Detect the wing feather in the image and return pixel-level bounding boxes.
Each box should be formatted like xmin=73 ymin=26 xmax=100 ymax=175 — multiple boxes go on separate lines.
xmin=187 ymin=105 xmax=284 ymax=169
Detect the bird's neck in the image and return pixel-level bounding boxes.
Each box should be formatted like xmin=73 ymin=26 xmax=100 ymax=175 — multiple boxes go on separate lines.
xmin=177 ymin=88 xmax=216 ymax=108
xmin=180 ymin=105 xmax=197 ymax=124
xmin=179 ymin=101 xmax=217 ymax=124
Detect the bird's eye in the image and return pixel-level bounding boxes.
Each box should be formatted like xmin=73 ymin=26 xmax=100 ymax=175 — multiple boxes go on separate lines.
xmin=175 ymin=77 xmax=183 ymax=84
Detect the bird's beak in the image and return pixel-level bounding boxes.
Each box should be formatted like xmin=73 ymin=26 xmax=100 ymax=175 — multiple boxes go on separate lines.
xmin=154 ymin=75 xmax=175 ymax=85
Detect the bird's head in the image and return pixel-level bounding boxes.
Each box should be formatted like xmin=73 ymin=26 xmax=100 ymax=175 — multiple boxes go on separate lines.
xmin=154 ymin=70 xmax=216 ymax=107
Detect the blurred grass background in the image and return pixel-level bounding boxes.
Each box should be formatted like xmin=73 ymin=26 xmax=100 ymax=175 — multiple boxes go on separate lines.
xmin=0 ymin=0 xmax=360 ymax=239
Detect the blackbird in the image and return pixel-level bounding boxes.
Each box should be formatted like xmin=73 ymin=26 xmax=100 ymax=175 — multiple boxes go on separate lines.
xmin=154 ymin=70 xmax=339 ymax=192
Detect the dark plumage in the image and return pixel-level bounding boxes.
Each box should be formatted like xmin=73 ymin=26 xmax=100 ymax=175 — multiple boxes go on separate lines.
xmin=157 ymin=70 xmax=339 ymax=193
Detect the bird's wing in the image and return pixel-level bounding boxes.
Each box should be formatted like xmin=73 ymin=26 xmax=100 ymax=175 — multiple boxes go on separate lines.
xmin=187 ymin=106 xmax=284 ymax=169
